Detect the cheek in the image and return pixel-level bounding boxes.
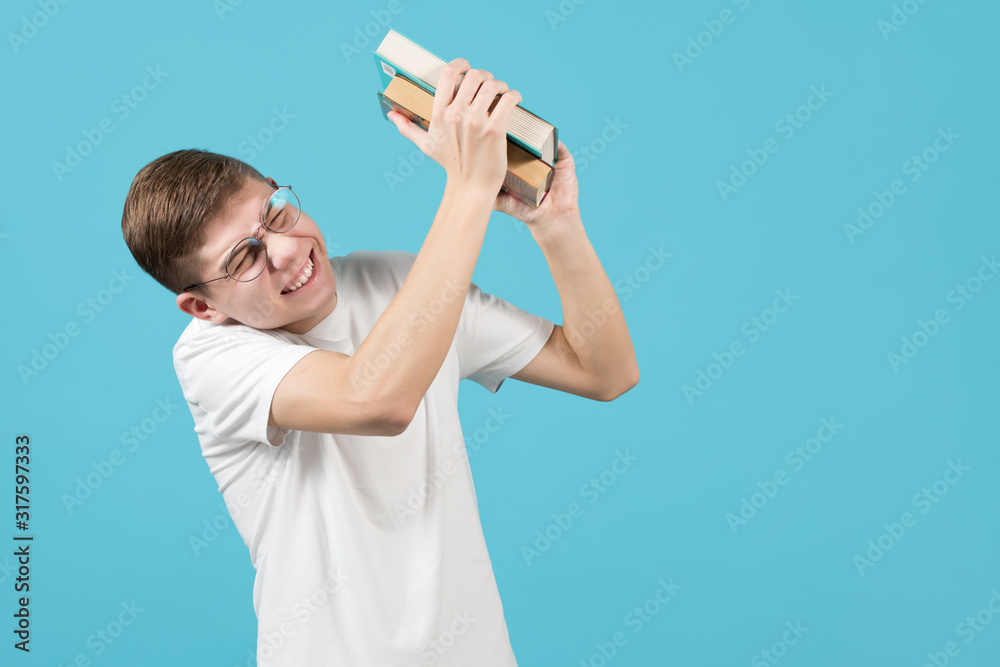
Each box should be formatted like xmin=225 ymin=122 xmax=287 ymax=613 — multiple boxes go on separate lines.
xmin=300 ymin=216 xmax=324 ymax=240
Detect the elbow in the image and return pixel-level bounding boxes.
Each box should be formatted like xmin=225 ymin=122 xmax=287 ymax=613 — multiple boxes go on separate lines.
xmin=379 ymin=398 xmax=418 ymax=436
xmin=384 ymin=408 xmax=415 ymax=436
xmin=353 ymin=381 xmax=417 ymax=436
xmin=595 ymin=364 xmax=640 ymax=402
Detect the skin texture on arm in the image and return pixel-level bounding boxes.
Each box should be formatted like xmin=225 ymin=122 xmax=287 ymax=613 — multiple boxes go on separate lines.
xmin=269 ymin=183 xmax=494 ymax=436
xmin=499 ymin=143 xmax=640 ymax=401
xmin=267 ymin=60 xmax=524 ymax=436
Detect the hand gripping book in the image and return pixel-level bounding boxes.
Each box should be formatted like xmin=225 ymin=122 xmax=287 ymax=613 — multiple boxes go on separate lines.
xmin=373 ymin=29 xmax=558 ymax=164
xmin=377 ymin=74 xmax=555 ymax=208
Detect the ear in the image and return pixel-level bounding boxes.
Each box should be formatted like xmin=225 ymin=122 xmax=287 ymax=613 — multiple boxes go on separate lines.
xmin=176 ymin=290 xmax=229 ymax=323
xmin=264 ymin=176 xmax=278 ymax=187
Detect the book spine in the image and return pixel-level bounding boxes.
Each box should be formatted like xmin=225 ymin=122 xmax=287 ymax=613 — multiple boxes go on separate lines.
xmin=372 ymin=52 xmax=397 ymax=90
xmin=374 ymin=53 xmax=437 ymax=97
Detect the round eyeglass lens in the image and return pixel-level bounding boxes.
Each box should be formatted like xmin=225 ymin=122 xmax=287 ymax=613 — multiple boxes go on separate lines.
xmin=227 ymin=237 xmax=267 ymax=282
xmin=263 ymin=188 xmax=300 ymax=232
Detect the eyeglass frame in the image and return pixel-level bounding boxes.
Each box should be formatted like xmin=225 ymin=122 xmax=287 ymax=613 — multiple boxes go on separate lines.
xmin=182 ymin=184 xmax=300 ymax=293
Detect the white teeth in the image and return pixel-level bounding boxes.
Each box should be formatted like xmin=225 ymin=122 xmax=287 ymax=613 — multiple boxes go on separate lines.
xmin=284 ymin=257 xmax=314 ymax=293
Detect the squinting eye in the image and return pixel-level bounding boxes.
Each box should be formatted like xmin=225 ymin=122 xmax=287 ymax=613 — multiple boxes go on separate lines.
xmin=267 ymin=188 xmax=302 ymax=228
xmin=228 ymin=243 xmax=260 ymax=278
xmin=230 ymin=252 xmax=250 ymax=276
xmin=267 ymin=207 xmax=284 ymax=227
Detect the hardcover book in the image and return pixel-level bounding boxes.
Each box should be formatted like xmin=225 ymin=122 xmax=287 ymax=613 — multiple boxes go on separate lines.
xmin=377 ymin=74 xmax=555 ymax=208
xmin=373 ymin=29 xmax=558 ymax=165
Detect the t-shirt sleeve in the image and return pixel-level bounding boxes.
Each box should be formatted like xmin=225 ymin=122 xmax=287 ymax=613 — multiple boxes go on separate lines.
xmin=456 ymin=281 xmax=555 ymax=393
xmin=173 ymin=321 xmax=317 ymax=447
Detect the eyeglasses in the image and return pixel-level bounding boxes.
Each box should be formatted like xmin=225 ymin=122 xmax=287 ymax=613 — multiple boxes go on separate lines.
xmin=183 ymin=185 xmax=301 ymax=293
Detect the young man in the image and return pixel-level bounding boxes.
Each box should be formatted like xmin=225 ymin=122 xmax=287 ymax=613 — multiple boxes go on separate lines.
xmin=122 ymin=59 xmax=638 ymax=665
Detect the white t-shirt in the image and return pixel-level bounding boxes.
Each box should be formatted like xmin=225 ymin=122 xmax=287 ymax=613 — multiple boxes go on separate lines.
xmin=173 ymin=249 xmax=554 ymax=666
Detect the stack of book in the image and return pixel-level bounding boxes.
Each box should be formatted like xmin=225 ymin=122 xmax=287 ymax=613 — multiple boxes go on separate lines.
xmin=373 ymin=29 xmax=558 ymax=208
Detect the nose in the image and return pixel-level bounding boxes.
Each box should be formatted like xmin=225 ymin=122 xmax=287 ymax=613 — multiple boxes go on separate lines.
xmin=263 ymin=228 xmax=301 ymax=272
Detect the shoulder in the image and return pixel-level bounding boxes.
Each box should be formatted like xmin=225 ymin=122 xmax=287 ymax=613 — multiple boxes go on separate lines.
xmin=333 ymin=249 xmax=417 ymax=290
xmin=172 ymin=317 xmax=293 ymax=369
xmin=336 ymin=249 xmax=416 ymax=273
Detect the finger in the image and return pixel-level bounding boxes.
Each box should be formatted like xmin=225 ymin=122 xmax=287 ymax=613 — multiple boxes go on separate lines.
xmin=452 ymin=68 xmax=492 ymax=107
xmin=389 ymin=111 xmax=428 ymax=148
xmin=469 ymin=79 xmax=509 ymax=117
xmin=493 ymin=190 xmax=531 ymax=219
xmin=554 ymin=141 xmax=574 ymax=168
xmin=486 ymin=89 xmax=522 ymax=130
xmin=432 ymin=58 xmax=470 ymax=121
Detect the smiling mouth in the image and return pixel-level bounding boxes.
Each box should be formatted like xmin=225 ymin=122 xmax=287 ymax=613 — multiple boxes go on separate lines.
xmin=281 ymin=250 xmax=317 ymax=295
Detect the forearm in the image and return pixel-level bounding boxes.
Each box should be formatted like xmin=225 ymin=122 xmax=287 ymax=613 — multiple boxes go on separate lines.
xmin=531 ymin=212 xmax=639 ymax=392
xmin=350 ymin=181 xmax=495 ymax=414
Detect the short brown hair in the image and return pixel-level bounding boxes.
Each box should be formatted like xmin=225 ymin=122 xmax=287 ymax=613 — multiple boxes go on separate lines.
xmin=121 ymin=149 xmax=268 ymax=294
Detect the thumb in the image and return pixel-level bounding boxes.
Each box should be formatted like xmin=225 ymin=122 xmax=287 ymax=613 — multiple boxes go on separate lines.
xmin=388 ymin=111 xmax=426 ymax=148
xmin=493 ymin=190 xmax=530 ymax=219
xmin=387 ymin=111 xmax=405 ymax=132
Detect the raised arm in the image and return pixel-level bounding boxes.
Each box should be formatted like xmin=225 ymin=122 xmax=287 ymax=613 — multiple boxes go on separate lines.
xmin=498 ymin=143 xmax=640 ymax=401
xmin=269 ymin=60 xmax=522 ymax=436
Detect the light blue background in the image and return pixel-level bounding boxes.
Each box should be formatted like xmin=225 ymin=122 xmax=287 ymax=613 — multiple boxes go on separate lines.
xmin=4 ymin=0 xmax=999 ymax=665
